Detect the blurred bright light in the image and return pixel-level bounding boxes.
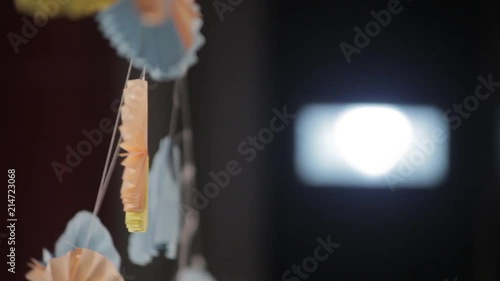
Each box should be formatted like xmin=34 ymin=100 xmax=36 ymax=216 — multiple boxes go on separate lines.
xmin=333 ymin=106 xmax=413 ymax=176
xmin=295 ymin=103 xmax=449 ymax=188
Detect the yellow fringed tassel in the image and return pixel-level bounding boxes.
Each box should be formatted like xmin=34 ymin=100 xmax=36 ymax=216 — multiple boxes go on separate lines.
xmin=125 ymin=158 xmax=148 ymax=232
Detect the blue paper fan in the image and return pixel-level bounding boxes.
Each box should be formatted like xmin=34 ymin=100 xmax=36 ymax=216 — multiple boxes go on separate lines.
xmin=96 ymin=0 xmax=205 ymax=81
xmin=128 ymin=136 xmax=182 ymax=265
xmin=33 ymin=211 xmax=121 ymax=269
xmin=54 ymin=211 xmax=122 ymax=269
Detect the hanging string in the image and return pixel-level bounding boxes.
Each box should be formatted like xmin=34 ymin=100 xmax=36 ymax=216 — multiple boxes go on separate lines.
xmin=99 ymin=134 xmax=123 ymax=207
xmin=178 ymin=76 xmax=200 ymax=270
xmin=85 ymin=59 xmax=133 ymax=247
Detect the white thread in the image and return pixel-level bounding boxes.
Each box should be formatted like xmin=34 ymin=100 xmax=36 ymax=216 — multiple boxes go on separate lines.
xmin=85 ymin=59 xmax=134 ymax=247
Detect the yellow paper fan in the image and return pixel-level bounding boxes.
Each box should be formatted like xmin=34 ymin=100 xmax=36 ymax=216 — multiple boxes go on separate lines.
xmin=119 ymin=79 xmax=149 ymax=232
xmin=26 ymin=248 xmax=124 ymax=281
xmin=15 ymin=0 xmax=116 ymax=20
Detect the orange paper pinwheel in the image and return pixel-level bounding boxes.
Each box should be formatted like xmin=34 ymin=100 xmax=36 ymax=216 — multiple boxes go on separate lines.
xmin=26 ymin=248 xmax=124 ymax=281
xmin=119 ymin=79 xmax=149 ymax=233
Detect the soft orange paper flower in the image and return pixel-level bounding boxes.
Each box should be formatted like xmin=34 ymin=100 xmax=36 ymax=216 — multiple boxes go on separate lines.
xmin=119 ymin=79 xmax=149 ymax=232
xmin=26 ymin=248 xmax=124 ymax=281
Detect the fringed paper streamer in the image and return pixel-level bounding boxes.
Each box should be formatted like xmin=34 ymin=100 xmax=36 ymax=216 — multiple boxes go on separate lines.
xmin=119 ymin=79 xmax=149 ymax=232
xmin=15 ymin=0 xmax=116 ymax=20
xmin=96 ymin=0 xmax=205 ymax=81
xmin=128 ymin=136 xmax=181 ymax=265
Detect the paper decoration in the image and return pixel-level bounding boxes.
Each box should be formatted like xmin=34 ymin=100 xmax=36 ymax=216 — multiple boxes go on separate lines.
xmin=54 ymin=211 xmax=121 ymax=268
xmin=25 ymin=259 xmax=45 ymax=281
xmin=96 ymin=0 xmax=205 ymax=81
xmin=119 ymin=79 xmax=149 ymax=232
xmin=27 ymin=211 xmax=120 ymax=268
xmin=26 ymin=248 xmax=124 ymax=281
xmin=128 ymin=136 xmax=181 ymax=265
xmin=133 ymin=0 xmax=169 ymax=26
xmin=15 ymin=0 xmax=116 ymax=19
xmin=25 ymin=211 xmax=122 ymax=281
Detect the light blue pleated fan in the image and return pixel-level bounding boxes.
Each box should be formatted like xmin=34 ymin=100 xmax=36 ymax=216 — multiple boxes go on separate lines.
xmin=45 ymin=211 xmax=121 ymax=269
xmin=42 ymin=248 xmax=52 ymax=264
xmin=128 ymin=136 xmax=182 ymax=265
xmin=96 ymin=0 xmax=205 ymax=81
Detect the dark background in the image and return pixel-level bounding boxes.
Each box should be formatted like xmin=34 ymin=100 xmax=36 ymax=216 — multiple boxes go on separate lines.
xmin=2 ymin=0 xmax=500 ymax=281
